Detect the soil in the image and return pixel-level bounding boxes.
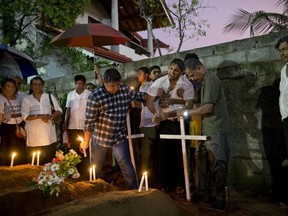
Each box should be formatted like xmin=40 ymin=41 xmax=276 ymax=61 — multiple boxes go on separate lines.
xmin=0 ymin=165 xmax=287 ymax=216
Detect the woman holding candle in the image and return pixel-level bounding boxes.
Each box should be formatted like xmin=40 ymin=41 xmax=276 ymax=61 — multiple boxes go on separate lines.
xmin=21 ymin=77 xmax=62 ymax=165
xmin=0 ymin=78 xmax=27 ymax=166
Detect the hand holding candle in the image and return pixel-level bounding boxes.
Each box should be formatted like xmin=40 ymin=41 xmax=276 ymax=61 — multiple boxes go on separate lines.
xmin=10 ymin=152 xmax=16 ymax=167
xmin=77 ymin=135 xmax=87 ymax=157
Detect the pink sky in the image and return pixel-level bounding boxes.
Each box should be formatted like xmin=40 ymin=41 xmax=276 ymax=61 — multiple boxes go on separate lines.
xmin=139 ymin=0 xmax=283 ymax=54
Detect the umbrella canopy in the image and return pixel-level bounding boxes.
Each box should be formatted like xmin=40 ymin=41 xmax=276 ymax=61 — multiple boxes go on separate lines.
xmin=0 ymin=44 xmax=38 ymax=79
xmin=50 ymin=23 xmax=130 ymax=48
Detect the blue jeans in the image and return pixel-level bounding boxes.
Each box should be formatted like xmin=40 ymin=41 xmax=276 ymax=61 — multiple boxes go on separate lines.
xmin=91 ymin=139 xmax=137 ymax=189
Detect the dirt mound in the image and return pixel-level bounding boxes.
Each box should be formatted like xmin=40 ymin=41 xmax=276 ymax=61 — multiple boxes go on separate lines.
xmin=0 ymin=165 xmax=191 ymax=216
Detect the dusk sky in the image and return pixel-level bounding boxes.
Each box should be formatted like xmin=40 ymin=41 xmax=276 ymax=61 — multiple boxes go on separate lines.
xmin=140 ymin=0 xmax=283 ymax=54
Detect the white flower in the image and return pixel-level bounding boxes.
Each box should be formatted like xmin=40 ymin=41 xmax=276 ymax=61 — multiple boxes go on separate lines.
xmin=72 ymin=172 xmax=80 ymax=179
xmin=36 ymin=149 xmax=81 ymax=196
xmin=51 ymin=163 xmax=60 ymax=171
xmin=69 ymin=149 xmax=78 ymax=156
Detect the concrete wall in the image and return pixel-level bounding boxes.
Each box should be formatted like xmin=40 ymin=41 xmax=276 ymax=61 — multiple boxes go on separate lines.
xmin=47 ymin=30 xmax=288 ymax=192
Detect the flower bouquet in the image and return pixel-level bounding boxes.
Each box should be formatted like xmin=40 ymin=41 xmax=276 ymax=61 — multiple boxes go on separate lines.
xmin=35 ymin=149 xmax=81 ymax=197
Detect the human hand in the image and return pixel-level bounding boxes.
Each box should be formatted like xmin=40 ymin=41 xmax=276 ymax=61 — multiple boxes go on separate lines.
xmin=79 ymin=141 xmax=88 ymax=157
xmin=176 ymin=109 xmax=189 ymax=120
xmin=152 ymin=112 xmax=166 ymax=124
xmin=39 ymin=114 xmax=52 ymax=123
xmin=157 ymin=88 xmax=165 ymax=97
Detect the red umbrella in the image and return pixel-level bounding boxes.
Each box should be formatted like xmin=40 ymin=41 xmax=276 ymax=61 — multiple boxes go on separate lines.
xmin=50 ymin=23 xmax=130 ymax=48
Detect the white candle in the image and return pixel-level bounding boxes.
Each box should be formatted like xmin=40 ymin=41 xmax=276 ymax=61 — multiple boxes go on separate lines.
xmin=10 ymin=152 xmax=16 ymax=167
xmin=144 ymin=172 xmax=148 ymax=191
xmin=92 ymin=165 xmax=96 ymax=180
xmin=89 ymin=167 xmax=92 ymax=181
xmin=36 ymin=151 xmax=40 ymax=166
xmin=138 ymin=173 xmax=145 ymax=192
xmin=31 ymin=152 xmax=36 ymax=166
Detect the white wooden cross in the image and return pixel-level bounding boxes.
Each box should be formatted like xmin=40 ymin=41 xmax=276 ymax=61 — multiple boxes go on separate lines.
xmin=126 ymin=112 xmax=144 ymax=176
xmin=160 ymin=116 xmax=207 ymax=201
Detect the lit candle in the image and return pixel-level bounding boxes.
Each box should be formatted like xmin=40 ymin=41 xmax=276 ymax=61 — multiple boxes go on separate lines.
xmin=89 ymin=167 xmax=92 ymax=181
xmin=36 ymin=151 xmax=40 ymax=166
xmin=144 ymin=172 xmax=148 ymax=191
xmin=31 ymin=152 xmax=36 ymax=166
xmin=92 ymin=165 xmax=96 ymax=180
xmin=77 ymin=135 xmax=87 ymax=157
xmin=130 ymin=86 xmax=134 ymax=90
xmin=10 ymin=152 xmax=16 ymax=167
xmin=138 ymin=172 xmax=145 ymax=192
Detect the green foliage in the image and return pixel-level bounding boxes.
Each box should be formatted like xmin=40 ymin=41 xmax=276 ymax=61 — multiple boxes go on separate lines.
xmin=0 ymin=0 xmax=91 ymax=46
xmin=61 ymin=48 xmax=94 ymax=72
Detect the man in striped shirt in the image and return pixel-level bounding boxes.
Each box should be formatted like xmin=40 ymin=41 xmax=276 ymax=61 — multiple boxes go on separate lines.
xmin=81 ymin=68 xmax=146 ymax=189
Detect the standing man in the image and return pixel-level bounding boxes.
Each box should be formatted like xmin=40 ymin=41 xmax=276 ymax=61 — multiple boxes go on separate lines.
xmin=80 ymin=68 xmax=146 ymax=189
xmin=182 ymin=58 xmax=231 ymax=210
xmin=64 ymin=74 xmax=91 ymax=177
xmin=146 ymin=58 xmax=194 ymax=193
xmin=11 ymin=76 xmax=27 ymax=100
xmin=274 ymin=35 xmax=288 ymax=206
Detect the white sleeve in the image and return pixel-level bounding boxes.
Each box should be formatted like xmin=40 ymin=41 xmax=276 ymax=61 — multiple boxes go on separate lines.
xmin=21 ymin=97 xmax=30 ymax=120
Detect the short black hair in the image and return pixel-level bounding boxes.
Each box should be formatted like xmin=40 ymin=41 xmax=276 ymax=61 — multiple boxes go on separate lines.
xmin=104 ymin=68 xmax=121 ymax=82
xmin=184 ymin=58 xmax=203 ymax=70
xmin=1 ymin=77 xmax=16 ymax=88
xmin=86 ymin=82 xmax=96 ymax=88
xmin=275 ymin=35 xmax=288 ymax=49
xmin=30 ymin=76 xmax=44 ymax=85
xmin=170 ymin=58 xmax=185 ymax=72
xmin=184 ymin=53 xmax=199 ymax=61
xmin=74 ymin=74 xmax=86 ymax=83
xmin=149 ymin=65 xmax=161 ymax=73
xmin=138 ymin=66 xmax=150 ymax=75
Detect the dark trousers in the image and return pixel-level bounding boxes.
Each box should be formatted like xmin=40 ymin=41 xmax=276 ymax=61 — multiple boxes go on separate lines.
xmin=0 ymin=123 xmax=27 ymax=166
xmin=157 ymin=120 xmax=184 ymax=190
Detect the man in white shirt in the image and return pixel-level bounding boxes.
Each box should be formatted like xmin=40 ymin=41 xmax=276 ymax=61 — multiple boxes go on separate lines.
xmin=146 ymin=58 xmax=194 ymax=192
xmin=64 ymin=75 xmax=91 ymax=177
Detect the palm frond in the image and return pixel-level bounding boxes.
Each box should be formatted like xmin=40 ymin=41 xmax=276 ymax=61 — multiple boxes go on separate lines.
xmin=223 ymin=8 xmax=288 ymax=36
xmin=276 ymin=0 xmax=288 ymax=14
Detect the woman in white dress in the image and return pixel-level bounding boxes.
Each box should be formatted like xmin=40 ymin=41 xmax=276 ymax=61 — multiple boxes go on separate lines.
xmin=21 ymin=77 xmax=62 ymax=165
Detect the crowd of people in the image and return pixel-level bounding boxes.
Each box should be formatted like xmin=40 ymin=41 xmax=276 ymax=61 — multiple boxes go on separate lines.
xmin=1 ymin=36 xmax=288 ymax=209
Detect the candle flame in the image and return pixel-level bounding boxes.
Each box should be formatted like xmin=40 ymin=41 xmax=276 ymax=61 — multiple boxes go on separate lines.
xmin=130 ymin=86 xmax=134 ymax=90
xmin=77 ymin=135 xmax=84 ymax=143
xmin=11 ymin=152 xmax=16 ymax=158
xmin=143 ymin=171 xmax=147 ymax=175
